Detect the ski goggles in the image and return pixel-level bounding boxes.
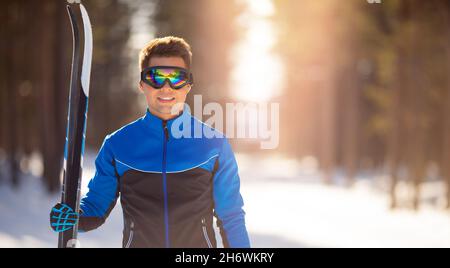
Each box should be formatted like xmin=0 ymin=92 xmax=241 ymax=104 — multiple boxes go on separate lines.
xmin=141 ymin=66 xmax=194 ymax=90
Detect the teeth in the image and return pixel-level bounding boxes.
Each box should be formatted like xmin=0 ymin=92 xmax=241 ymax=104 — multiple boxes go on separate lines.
xmin=160 ymin=97 xmax=174 ymax=100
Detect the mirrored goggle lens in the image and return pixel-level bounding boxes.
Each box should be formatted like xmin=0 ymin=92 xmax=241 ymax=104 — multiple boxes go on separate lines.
xmin=145 ymin=68 xmax=190 ymax=88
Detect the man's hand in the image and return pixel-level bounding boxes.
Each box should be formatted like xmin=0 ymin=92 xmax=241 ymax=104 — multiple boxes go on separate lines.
xmin=50 ymin=203 xmax=79 ymax=233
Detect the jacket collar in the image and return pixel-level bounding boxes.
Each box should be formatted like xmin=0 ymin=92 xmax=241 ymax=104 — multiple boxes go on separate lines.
xmin=142 ymin=106 xmax=191 ymax=133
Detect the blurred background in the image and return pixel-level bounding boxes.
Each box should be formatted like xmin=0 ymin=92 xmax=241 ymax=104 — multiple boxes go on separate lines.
xmin=0 ymin=0 xmax=450 ymax=247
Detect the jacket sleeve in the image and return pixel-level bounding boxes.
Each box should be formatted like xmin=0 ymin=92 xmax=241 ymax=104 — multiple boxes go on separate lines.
xmin=78 ymin=136 xmax=120 ymax=232
xmin=213 ymin=138 xmax=251 ymax=248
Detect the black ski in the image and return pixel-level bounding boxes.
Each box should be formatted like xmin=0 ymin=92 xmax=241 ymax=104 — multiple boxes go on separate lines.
xmin=58 ymin=0 xmax=93 ymax=248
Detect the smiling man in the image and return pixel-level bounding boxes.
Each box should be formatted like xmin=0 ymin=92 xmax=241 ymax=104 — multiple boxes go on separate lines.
xmin=50 ymin=36 xmax=250 ymax=248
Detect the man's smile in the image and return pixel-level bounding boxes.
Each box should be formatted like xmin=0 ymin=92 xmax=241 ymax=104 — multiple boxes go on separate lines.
xmin=157 ymin=96 xmax=176 ymax=103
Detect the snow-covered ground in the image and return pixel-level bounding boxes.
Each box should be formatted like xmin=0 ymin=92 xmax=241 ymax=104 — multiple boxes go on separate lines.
xmin=0 ymin=152 xmax=449 ymax=248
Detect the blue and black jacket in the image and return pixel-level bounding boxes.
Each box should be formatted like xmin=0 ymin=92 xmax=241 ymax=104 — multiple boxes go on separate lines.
xmin=78 ymin=108 xmax=250 ymax=248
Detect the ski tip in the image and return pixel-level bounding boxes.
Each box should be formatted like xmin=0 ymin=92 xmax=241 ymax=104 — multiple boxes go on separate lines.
xmin=67 ymin=0 xmax=81 ymax=4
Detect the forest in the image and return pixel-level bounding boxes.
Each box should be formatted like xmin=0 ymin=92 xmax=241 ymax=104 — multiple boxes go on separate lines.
xmin=0 ymin=0 xmax=449 ymax=211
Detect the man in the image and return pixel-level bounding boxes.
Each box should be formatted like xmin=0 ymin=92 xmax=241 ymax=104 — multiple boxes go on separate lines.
xmin=50 ymin=36 xmax=250 ymax=248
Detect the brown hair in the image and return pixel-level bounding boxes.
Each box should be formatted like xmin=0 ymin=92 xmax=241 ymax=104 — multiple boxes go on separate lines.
xmin=139 ymin=36 xmax=193 ymax=71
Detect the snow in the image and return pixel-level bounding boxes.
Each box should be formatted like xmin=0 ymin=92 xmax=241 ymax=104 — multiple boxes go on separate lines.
xmin=1 ymin=152 xmax=449 ymax=248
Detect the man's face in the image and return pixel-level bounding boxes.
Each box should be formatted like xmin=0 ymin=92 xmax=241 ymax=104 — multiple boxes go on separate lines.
xmin=139 ymin=56 xmax=191 ymax=120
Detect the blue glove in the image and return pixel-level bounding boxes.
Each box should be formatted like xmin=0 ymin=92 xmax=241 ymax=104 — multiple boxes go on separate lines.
xmin=50 ymin=203 xmax=79 ymax=233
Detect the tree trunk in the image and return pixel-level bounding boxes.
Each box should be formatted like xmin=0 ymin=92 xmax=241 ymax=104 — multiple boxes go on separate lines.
xmin=342 ymin=59 xmax=361 ymax=187
xmin=406 ymin=1 xmax=426 ymax=211
xmin=444 ymin=78 xmax=450 ymax=209
xmin=37 ymin=0 xmax=61 ymax=192
xmin=388 ymin=1 xmax=411 ymax=209
xmin=387 ymin=54 xmax=403 ymax=209
xmin=444 ymin=5 xmax=450 ymax=209
xmin=6 ymin=0 xmax=20 ymax=187
xmin=0 ymin=1 xmax=6 ymax=184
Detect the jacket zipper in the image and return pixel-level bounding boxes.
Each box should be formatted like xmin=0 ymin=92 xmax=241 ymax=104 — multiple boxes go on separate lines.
xmin=125 ymin=221 xmax=134 ymax=248
xmin=202 ymin=218 xmax=213 ymax=248
xmin=162 ymin=121 xmax=170 ymax=248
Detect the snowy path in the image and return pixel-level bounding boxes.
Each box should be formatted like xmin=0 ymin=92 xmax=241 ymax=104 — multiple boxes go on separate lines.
xmin=0 ymin=153 xmax=449 ymax=248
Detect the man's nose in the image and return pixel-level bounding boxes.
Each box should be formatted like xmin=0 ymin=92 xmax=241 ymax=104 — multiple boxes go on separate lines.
xmin=160 ymin=80 xmax=173 ymax=92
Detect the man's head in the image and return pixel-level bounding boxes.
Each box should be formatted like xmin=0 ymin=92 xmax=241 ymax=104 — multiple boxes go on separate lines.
xmin=139 ymin=36 xmax=193 ymax=120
